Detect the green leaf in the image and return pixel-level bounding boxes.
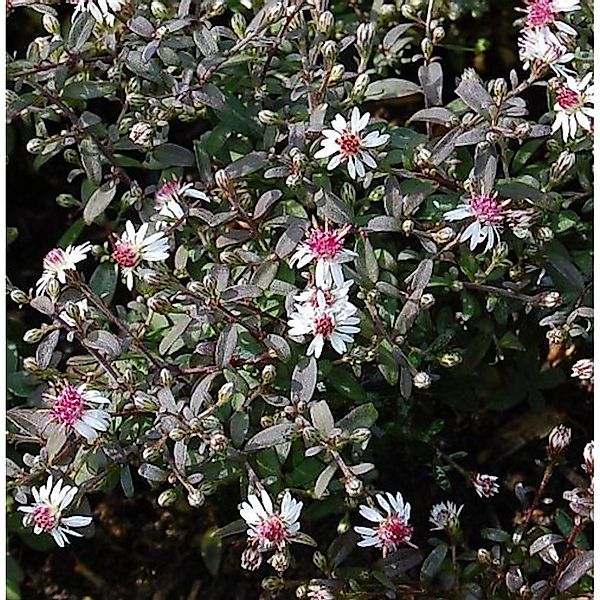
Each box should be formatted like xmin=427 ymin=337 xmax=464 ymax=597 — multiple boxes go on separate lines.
xmin=57 ymin=218 xmax=85 ymax=248
xmin=420 ymin=543 xmax=448 ymax=583
xmin=337 ymin=403 xmax=378 ymax=432
xmin=83 ymin=180 xmax=116 ymax=224
xmin=89 ymin=262 xmax=117 ymax=304
xmin=200 ymin=528 xmax=223 ymax=577
xmin=328 ymin=367 xmax=364 ymax=401
xmin=62 ymin=81 xmax=116 ymax=100
xmin=153 ymin=143 xmax=195 ymax=167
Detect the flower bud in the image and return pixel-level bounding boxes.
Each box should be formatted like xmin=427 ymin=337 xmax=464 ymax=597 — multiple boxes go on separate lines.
xmin=210 ymin=433 xmax=228 ymax=452
xmin=421 ymin=37 xmax=433 ymax=59
xmin=150 ymin=0 xmax=169 ymax=18
xmin=23 ymin=328 xmax=46 ymax=344
xmin=302 ymin=425 xmax=320 ymax=445
xmin=266 ymin=1 xmax=285 ymax=23
xmin=169 ymin=427 xmax=187 ymax=441
xmin=312 ymin=551 xmax=328 ymax=571
xmin=160 ymin=368 xmax=173 ymax=388
xmin=548 ymin=424 xmax=572 ymax=454
xmin=582 ymin=441 xmax=594 ymax=475
xmin=321 ymin=39 xmax=337 ymax=69
xmin=439 ymin=351 xmax=462 ymax=368
xmin=420 ymin=293 xmax=435 ymax=309
xmin=550 ymin=150 xmax=576 ymax=183
xmin=23 ymin=357 xmax=40 ymax=374
xmin=432 ymin=26 xmax=445 ymax=43
xmin=26 ymin=138 xmax=44 ymax=154
xmin=261 ymin=415 xmax=274 ymax=429
xmin=356 ymin=22 xmax=375 ymax=55
xmin=262 ymin=576 xmax=284 ymax=592
xmin=477 ymin=548 xmax=492 ymax=565
xmin=55 ymin=193 xmax=79 ymax=208
xmin=134 ymin=392 xmax=158 ymax=411
xmin=147 ymin=293 xmax=171 ymax=314
xmin=142 ymin=269 xmax=170 ymax=287
xmin=344 ymin=476 xmax=364 ymax=497
xmin=537 ymin=291 xmax=562 ymax=309
xmin=217 ymin=381 xmax=235 ymax=404
xmin=413 ymin=371 xmax=432 ymax=389
xmin=414 ymin=145 xmax=432 ymax=168
xmin=329 ymin=64 xmax=345 ymax=83
xmin=546 ymin=328 xmax=565 ymax=344
xmin=129 ymin=122 xmax=154 ymax=147
xmin=241 ymin=545 xmax=263 ymax=571
xmin=536 ymin=226 xmax=554 ymax=243
xmin=350 ymin=72 xmax=369 ymax=100
xmin=10 ymin=289 xmax=29 ymax=306
xmin=401 ymin=219 xmax=414 ymax=234
xmin=317 ymin=10 xmax=334 ymax=35
xmin=258 ymin=109 xmax=280 ymax=126
xmin=231 ymin=12 xmax=246 ymax=38
xmin=158 ymin=488 xmax=179 ymax=507
xmin=42 ymin=14 xmax=61 ymax=35
xmin=341 ymin=182 xmax=356 ymax=204
xmin=368 ymin=185 xmax=385 ymax=202
xmin=350 ymin=427 xmax=371 ymax=444
xmin=286 ymin=173 xmax=303 ymax=188
xmin=188 ymin=489 xmax=205 ymax=507
xmin=514 ymin=122 xmax=532 ymax=139
xmin=261 ymin=364 xmax=277 ymax=384
xmin=268 ymin=551 xmax=290 ymax=573
xmin=214 ymin=169 xmax=230 ymax=190
xmin=433 ymin=226 xmax=455 ymax=244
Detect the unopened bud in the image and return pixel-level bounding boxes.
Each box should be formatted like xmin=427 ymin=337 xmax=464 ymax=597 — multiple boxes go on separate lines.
xmin=55 ymin=193 xmax=79 ymax=208
xmin=514 ymin=122 xmax=532 ymax=139
xmin=548 ymin=424 xmax=572 ymax=454
xmin=312 ymin=551 xmax=328 ymax=571
xmin=414 ymin=145 xmax=432 ymax=168
xmin=26 ymin=138 xmax=44 ymax=154
xmin=231 ymin=12 xmax=246 ymax=38
xmin=218 ymin=381 xmax=235 ymax=404
xmin=262 ymin=576 xmax=284 ymax=592
xmin=23 ymin=328 xmax=46 ymax=344
xmin=329 ymin=64 xmax=345 ymax=83
xmin=317 ymin=10 xmax=334 ymax=35
xmin=537 ymin=226 xmax=555 ymax=243
xmin=23 ymin=357 xmax=40 ymax=374
xmin=546 ymin=328 xmax=565 ymax=344
xmin=266 ymin=1 xmax=285 ymax=23
xmin=356 ymin=21 xmax=375 ymax=55
xmin=421 ymin=37 xmax=433 ymax=59
xmin=491 ymin=78 xmax=508 ymax=100
xmin=258 ymin=109 xmax=280 ymax=126
xmin=321 ymin=40 xmax=337 ymax=69
xmin=150 ymin=0 xmax=169 ymax=19
xmin=420 ymin=293 xmax=435 ymax=309
xmin=158 ymin=488 xmax=179 ymax=507
xmin=188 ymin=489 xmax=205 ymax=507
xmin=241 ymin=545 xmax=263 ymax=571
xmin=341 ymin=182 xmax=356 ymax=204
xmin=261 ymin=364 xmax=277 ymax=384
xmin=401 ymin=219 xmax=414 ymax=234
xmin=160 ymin=368 xmax=173 ymax=388
xmin=214 ymin=169 xmax=230 ymax=190
xmin=368 ymin=185 xmax=385 ymax=202
xmin=286 ymin=173 xmax=302 ymax=188
xmin=537 ymin=291 xmax=562 ymax=309
xmin=142 ymin=269 xmax=170 ymax=287
xmin=210 ymin=433 xmax=228 ymax=452
xmin=477 ymin=548 xmax=492 ymax=565
xmin=147 ymin=293 xmax=171 ymax=314
xmin=439 ymin=351 xmax=462 ymax=368
xmin=351 ymin=72 xmax=369 ymax=100
xmin=268 ymin=550 xmax=290 ymax=573
xmin=10 ymin=289 xmax=29 ymax=305
xmin=350 ymin=427 xmax=371 ymax=443
xmin=344 ymin=476 xmax=364 ymax=497
xmin=432 ymin=26 xmax=445 ymax=43
xmin=433 ymin=226 xmax=455 ymax=244
xmin=550 ymin=150 xmax=576 ymax=183
xmin=169 ymin=427 xmax=187 ymax=441
xmin=42 ymin=14 xmax=61 ymax=35
xmin=413 ymin=371 xmax=432 ymax=389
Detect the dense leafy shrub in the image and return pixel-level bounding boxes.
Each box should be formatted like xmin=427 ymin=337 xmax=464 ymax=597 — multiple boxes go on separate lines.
xmin=7 ymin=0 xmax=593 ymax=597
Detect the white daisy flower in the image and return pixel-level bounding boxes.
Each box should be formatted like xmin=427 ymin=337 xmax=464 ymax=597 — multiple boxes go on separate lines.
xmin=523 ymin=0 xmax=581 ymax=35
xmin=288 ymin=293 xmax=360 ymax=359
xmin=552 ymin=73 xmax=594 ymax=142
xmin=444 ymin=191 xmax=507 ymax=252
xmin=471 ymin=473 xmax=500 ymax=498
xmin=154 ymin=177 xmax=210 ymax=229
xmin=582 ymin=441 xmax=594 ymax=475
xmin=36 ymin=243 xmax=91 ymax=296
xmin=518 ymin=27 xmax=575 ymax=76
xmin=44 ymin=383 xmax=110 ymax=442
xmin=572 ymin=358 xmax=594 ymax=383
xmin=112 ymin=221 xmax=170 ymax=290
xmin=69 ymin=0 xmax=124 ymax=26
xmin=239 ymin=489 xmax=303 ymax=553
xmin=18 ymin=475 xmax=92 ymax=547
xmin=354 ymin=492 xmax=414 ymax=558
xmin=290 ymin=222 xmax=357 ymax=288
xmin=429 ymin=500 xmax=464 ymax=531
xmin=314 ymin=107 xmax=389 ymax=180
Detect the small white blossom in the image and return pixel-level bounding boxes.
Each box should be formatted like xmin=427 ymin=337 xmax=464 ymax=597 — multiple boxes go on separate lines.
xmin=36 ymin=243 xmax=92 ymax=296
xmin=354 ymin=492 xmax=414 ymax=557
xmin=59 ymin=299 xmax=89 ymax=342
xmin=518 ymin=27 xmax=574 ymax=76
xmin=429 ymin=500 xmax=463 ymax=531
xmin=307 ymin=585 xmax=335 ymax=600
xmin=154 ymin=177 xmax=210 ymax=228
xmin=18 ymin=475 xmax=92 ymax=547
xmin=552 ymin=73 xmax=594 ymax=141
xmin=472 ymin=473 xmax=500 ymax=498
xmin=314 ymin=107 xmax=389 ymax=180
xmin=582 ymin=441 xmax=594 ymax=474
xmin=112 ymin=221 xmax=170 ymax=290
xmin=571 ymin=358 xmax=594 ymax=383
xmin=291 ymin=222 xmax=357 ymax=288
xmin=239 ymin=489 xmax=303 ymax=553
xmin=44 ymin=383 xmax=110 ymax=442
xmin=444 ymin=191 xmax=506 ymax=252
xmin=288 ymin=287 xmax=360 ymax=359
xmin=69 ymin=0 xmax=124 ymax=26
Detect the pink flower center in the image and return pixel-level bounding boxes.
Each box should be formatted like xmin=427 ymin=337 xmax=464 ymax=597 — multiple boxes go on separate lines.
xmin=306 ymin=227 xmax=345 ymax=259
xmin=526 ymin=0 xmax=556 ymax=27
xmin=51 ymin=385 xmax=85 ymax=426
xmin=338 ymin=130 xmax=362 ymax=158
xmin=471 ymin=194 xmax=504 ymax=224
xmin=256 ymin=514 xmax=288 ymax=546
xmin=43 ymin=248 xmax=66 ymax=269
xmin=313 ymin=313 xmax=335 ymax=336
xmin=32 ymin=505 xmax=59 ymax=532
xmin=156 ymin=180 xmax=180 ymax=204
xmin=377 ymin=515 xmax=413 ymax=549
xmin=556 ymin=87 xmax=582 ymax=110
xmin=112 ymin=241 xmax=139 ymax=268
